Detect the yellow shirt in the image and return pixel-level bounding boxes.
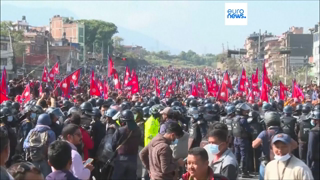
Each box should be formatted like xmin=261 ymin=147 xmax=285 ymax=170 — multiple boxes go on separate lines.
xmin=144 ymin=115 xmax=160 ymax=147
xmin=264 ymin=155 xmax=314 ymax=180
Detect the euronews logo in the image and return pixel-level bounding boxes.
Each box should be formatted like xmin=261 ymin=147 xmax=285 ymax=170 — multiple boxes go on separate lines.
xmin=227 ymin=9 xmax=246 ymax=19
xmin=225 ymin=3 xmax=248 ymax=26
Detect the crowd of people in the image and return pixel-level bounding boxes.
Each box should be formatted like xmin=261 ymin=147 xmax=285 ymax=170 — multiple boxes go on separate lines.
xmin=0 ymin=64 xmax=319 ymax=180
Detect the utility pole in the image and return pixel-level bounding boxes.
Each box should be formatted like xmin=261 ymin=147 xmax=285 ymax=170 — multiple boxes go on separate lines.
xmin=22 ymin=53 xmax=25 ymax=71
xmin=222 ymin=43 xmax=225 ymax=53
xmin=102 ymin=41 xmax=104 ymax=63
xmin=47 ymin=40 xmax=50 ymax=67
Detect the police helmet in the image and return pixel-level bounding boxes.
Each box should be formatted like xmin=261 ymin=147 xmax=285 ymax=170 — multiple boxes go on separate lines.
xmin=262 ymin=103 xmax=272 ymax=112
xmin=212 ymin=104 xmax=220 ymax=114
xmin=96 ymin=98 xmax=104 ymax=107
xmin=204 ymin=103 xmax=213 ymax=112
xmin=67 ymin=107 xmax=81 ymax=117
xmin=277 ymin=100 xmax=284 ymax=111
xmin=149 ymin=104 xmax=164 ymax=115
xmin=105 ymin=108 xmax=118 ymax=118
xmin=147 ymin=101 xmax=156 ymax=107
xmin=105 ymin=99 xmax=115 ymax=106
xmin=314 ymin=104 xmax=320 ymax=111
xmin=120 ymin=102 xmax=131 ymax=111
xmin=92 ymin=108 xmax=102 ymax=117
xmin=271 ymin=101 xmax=277 ymax=111
xmin=203 ymin=99 xmax=212 ymax=105
xmin=120 ymin=109 xmax=135 ymax=121
xmin=189 ymin=99 xmax=198 ymax=107
xmin=302 ymin=104 xmax=312 ymax=114
xmin=296 ymin=104 xmax=303 ymax=112
xmin=46 ymin=108 xmax=65 ymax=119
xmin=142 ymin=107 xmax=150 ymax=118
xmin=236 ymin=103 xmax=251 ymax=114
xmin=2 ymin=101 xmax=12 ymax=108
xmin=312 ymin=110 xmax=320 ymax=120
xmin=197 ymin=99 xmax=204 ymax=106
xmin=171 ymin=101 xmax=181 ymax=107
xmin=131 ymin=107 xmax=143 ymax=119
xmin=88 ymin=98 xmax=96 ymax=107
xmin=12 ymin=102 xmax=20 ymax=111
xmin=171 ymin=106 xmax=183 ymax=114
xmin=80 ymin=102 xmax=94 ymax=116
xmin=252 ymin=103 xmax=259 ymax=111
xmin=151 ymin=96 xmax=160 ymax=104
xmin=248 ymin=110 xmax=260 ymax=123
xmin=226 ymin=105 xmax=236 ymax=115
xmin=141 ymin=102 xmax=147 ymax=108
xmin=0 ymin=107 xmax=12 ymax=118
xmin=264 ymin=111 xmax=281 ymax=127
xmin=134 ymin=102 xmax=142 ymax=107
xmin=283 ymin=105 xmax=293 ymax=114
xmin=62 ymin=100 xmax=73 ymax=109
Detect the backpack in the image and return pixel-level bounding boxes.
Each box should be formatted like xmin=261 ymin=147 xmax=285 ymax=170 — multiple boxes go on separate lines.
xmin=224 ymin=117 xmax=233 ymax=137
xmin=232 ymin=117 xmax=243 ymax=137
xmin=299 ymin=120 xmax=312 ymax=142
xmin=250 ymin=121 xmax=263 ymax=140
xmin=281 ymin=117 xmax=296 ymax=138
xmin=26 ymin=130 xmax=48 ymax=162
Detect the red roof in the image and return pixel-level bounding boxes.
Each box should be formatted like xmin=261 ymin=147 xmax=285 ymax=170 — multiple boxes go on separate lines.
xmin=15 ymin=54 xmax=56 ymax=65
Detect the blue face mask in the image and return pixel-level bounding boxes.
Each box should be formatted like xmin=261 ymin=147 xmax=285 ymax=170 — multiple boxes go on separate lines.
xmin=207 ymin=143 xmax=220 ymax=155
xmin=7 ymin=116 xmax=13 ymax=122
xmin=171 ymin=138 xmax=179 ymax=145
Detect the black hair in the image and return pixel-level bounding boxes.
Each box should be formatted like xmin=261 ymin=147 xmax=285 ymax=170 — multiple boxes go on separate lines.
xmin=188 ymin=147 xmax=209 ymax=162
xmin=165 ymin=122 xmax=184 ymax=137
xmin=209 ymin=122 xmax=228 ymax=133
xmin=39 ymin=99 xmax=48 ymax=108
xmin=167 ymin=110 xmax=175 ymax=119
xmin=70 ymin=114 xmax=81 ymax=126
xmin=48 ymin=140 xmax=72 ymax=170
xmin=0 ymin=127 xmax=9 ymax=153
xmin=8 ymin=162 xmax=41 ymax=180
xmin=208 ymin=129 xmax=228 ymax=142
xmin=61 ymin=124 xmax=80 ymax=139
xmin=102 ymin=103 xmax=109 ymax=109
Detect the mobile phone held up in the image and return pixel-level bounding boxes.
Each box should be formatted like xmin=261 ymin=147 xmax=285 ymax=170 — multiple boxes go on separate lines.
xmin=83 ymin=158 xmax=94 ymax=166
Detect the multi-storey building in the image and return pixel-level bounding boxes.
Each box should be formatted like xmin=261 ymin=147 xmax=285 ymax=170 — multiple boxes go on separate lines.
xmin=50 ymin=15 xmax=85 ymax=61
xmin=264 ymin=37 xmax=281 ymax=76
xmin=12 ymin=16 xmax=29 ymax=32
xmin=0 ymin=36 xmax=14 ymax=79
xmin=309 ymin=23 xmax=320 ymax=85
xmin=244 ymin=30 xmax=274 ymax=61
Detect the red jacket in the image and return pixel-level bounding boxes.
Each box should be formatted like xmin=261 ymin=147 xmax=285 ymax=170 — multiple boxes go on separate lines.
xmin=181 ymin=167 xmax=229 ymax=180
xmin=80 ymin=127 xmax=94 ymax=160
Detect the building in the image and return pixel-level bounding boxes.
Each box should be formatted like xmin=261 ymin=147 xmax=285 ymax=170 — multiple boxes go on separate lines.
xmin=264 ymin=37 xmax=281 ymax=76
xmin=50 ymin=15 xmax=85 ymax=60
xmin=0 ymin=36 xmax=14 ymax=79
xmin=12 ymin=16 xmax=30 ymax=32
xmin=50 ymin=45 xmax=81 ymax=72
xmin=24 ymin=31 xmax=49 ymax=55
xmin=309 ymin=23 xmax=320 ymax=85
xmin=244 ymin=30 xmax=274 ymax=61
xmin=278 ymin=27 xmax=313 ymax=84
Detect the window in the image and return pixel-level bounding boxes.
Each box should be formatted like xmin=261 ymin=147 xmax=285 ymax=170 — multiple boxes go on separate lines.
xmin=1 ymin=58 xmax=7 ymax=66
xmin=0 ymin=43 xmax=8 ymax=50
xmin=314 ymin=33 xmax=319 ymax=42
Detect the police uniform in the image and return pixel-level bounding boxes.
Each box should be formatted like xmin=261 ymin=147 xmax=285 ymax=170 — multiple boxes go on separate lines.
xmin=307 ymin=125 xmax=320 ymax=180
xmin=296 ymin=113 xmax=312 ymax=163
xmin=144 ymin=115 xmax=160 ymax=147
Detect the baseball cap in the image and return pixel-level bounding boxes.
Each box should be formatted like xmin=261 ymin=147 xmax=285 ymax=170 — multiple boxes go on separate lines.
xmin=272 ymin=133 xmax=291 ymax=145
xmin=160 ymin=107 xmax=172 ymax=115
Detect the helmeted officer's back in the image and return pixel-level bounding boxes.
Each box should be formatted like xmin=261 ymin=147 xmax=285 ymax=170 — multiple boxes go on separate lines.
xmin=111 ymin=109 xmax=141 ymax=180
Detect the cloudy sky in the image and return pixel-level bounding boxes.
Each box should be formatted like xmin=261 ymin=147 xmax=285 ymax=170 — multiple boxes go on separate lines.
xmin=1 ymin=1 xmax=319 ymax=54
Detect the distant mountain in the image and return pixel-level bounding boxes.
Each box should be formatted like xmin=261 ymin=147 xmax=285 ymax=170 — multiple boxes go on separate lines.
xmin=1 ymin=4 xmax=182 ymax=54
xmin=117 ymin=26 xmax=182 ymax=54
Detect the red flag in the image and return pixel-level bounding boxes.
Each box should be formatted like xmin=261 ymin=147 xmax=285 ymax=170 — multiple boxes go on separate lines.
xmin=52 ymin=62 xmax=60 ymax=74
xmin=279 ymin=81 xmax=288 ymax=100
xmin=39 ymin=84 xmax=43 ymax=97
xmin=90 ymin=70 xmax=101 ymax=97
xmin=97 ymin=80 xmax=103 ymax=92
xmin=237 ymin=68 xmax=247 ymax=92
xmin=166 ymin=84 xmax=174 ymax=97
xmin=15 ymin=95 xmax=22 ymax=104
xmin=0 ymin=92 xmax=9 ymax=104
xmin=222 ymin=71 xmax=232 ymax=89
xmin=70 ymin=68 xmax=81 ymax=87
xmin=113 ymin=70 xmax=121 ymax=89
xmin=21 ymin=84 xmax=31 ymax=103
xmin=59 ymin=76 xmax=71 ymax=97
xmin=197 ymin=82 xmax=204 ymax=98
xmin=0 ymin=67 xmax=7 ymax=96
xmin=211 ymin=78 xmax=219 ymax=92
xmin=216 ymin=81 xmax=228 ymax=102
xmin=191 ymin=84 xmax=198 ymax=97
xmin=127 ymin=74 xmax=140 ymax=94
xmin=263 ymin=60 xmax=272 ymax=86
xmin=131 ymin=69 xmax=136 ymax=78
xmin=260 ymin=83 xmax=269 ymax=102
xmin=103 ymin=80 xmax=109 ymax=99
xmin=155 ymin=78 xmax=160 ymax=97
xmin=41 ymin=66 xmax=48 ymax=82
xmin=246 ymin=89 xmax=255 ymax=103
xmin=48 ymin=68 xmax=55 ymax=82
xmin=292 ymin=80 xmax=304 ymax=100
xmin=205 ymin=77 xmax=212 ymax=92
xmin=108 ymin=56 xmax=115 ymax=77
xmin=252 ymin=72 xmax=260 ymax=93
xmin=124 ymin=66 xmax=131 ymax=86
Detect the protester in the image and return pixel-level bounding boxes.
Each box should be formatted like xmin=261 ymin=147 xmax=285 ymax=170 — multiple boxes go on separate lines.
xmin=264 ymin=133 xmax=314 ymax=180
xmin=46 ymin=140 xmax=78 ymax=180
xmin=0 ymin=126 xmax=14 ymax=180
xmin=7 ymin=162 xmax=43 ymax=180
xmin=159 ymin=107 xmax=175 ymax=134
xmin=307 ymin=110 xmax=320 ymax=180
xmin=140 ymin=122 xmax=185 ymax=180
xmin=61 ymin=124 xmax=94 ymax=180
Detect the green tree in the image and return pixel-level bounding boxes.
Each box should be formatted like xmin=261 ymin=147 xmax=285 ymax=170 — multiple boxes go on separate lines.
xmin=77 ymin=19 xmax=118 ymax=55
xmin=0 ymin=21 xmax=26 ymax=57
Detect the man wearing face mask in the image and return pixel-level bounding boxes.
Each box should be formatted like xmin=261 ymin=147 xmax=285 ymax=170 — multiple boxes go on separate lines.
xmin=111 ymin=109 xmax=141 ymax=180
xmin=307 ymin=110 xmax=320 ymax=180
xmin=205 ymin=129 xmax=238 ymax=180
xmin=264 ymin=133 xmax=314 ymax=180
xmin=232 ymin=103 xmax=252 ymax=178
xmin=0 ymin=107 xmax=17 ymax=168
xmin=140 ymin=122 xmax=185 ymax=180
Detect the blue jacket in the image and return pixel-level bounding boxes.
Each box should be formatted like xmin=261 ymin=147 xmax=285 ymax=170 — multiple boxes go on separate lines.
xmin=23 ymin=125 xmax=56 ymax=149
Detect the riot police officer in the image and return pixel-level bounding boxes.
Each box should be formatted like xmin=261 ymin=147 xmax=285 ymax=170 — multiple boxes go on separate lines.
xmin=293 ymin=104 xmax=303 ymax=118
xmin=111 ymin=110 xmax=141 ymax=180
xmin=233 ymin=103 xmax=252 ymax=178
xmin=280 ymin=105 xmax=298 ymax=157
xmin=296 ymin=104 xmax=313 ymax=163
xmin=80 ymin=102 xmax=94 ymax=130
xmin=307 ymin=110 xmax=320 ymax=180
xmin=46 ymin=107 xmax=64 ymax=137
xmin=222 ymin=105 xmax=236 ymax=149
